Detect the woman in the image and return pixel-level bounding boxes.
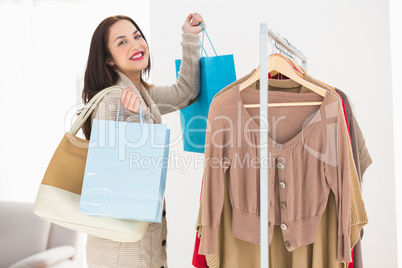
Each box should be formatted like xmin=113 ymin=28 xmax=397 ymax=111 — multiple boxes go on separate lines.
xmin=81 ymin=13 xmax=205 ymax=267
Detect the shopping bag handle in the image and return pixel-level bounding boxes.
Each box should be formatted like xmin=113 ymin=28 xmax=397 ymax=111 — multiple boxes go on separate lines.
xmin=199 ymin=23 xmax=218 ymax=57
xmin=116 ymin=101 xmax=146 ymax=125
xmin=70 ymin=86 xmax=124 ymax=135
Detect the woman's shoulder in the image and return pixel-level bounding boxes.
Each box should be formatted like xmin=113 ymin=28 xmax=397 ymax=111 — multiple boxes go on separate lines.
xmin=96 ymin=88 xmax=122 ymax=103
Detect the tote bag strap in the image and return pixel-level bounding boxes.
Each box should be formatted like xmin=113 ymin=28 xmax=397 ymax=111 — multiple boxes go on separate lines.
xmin=199 ymin=23 xmax=218 ymax=57
xmin=70 ymin=86 xmax=124 ymax=135
xmin=116 ymin=102 xmax=146 ymax=124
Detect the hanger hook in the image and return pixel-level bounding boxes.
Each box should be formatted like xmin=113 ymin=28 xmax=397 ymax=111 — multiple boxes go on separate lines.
xmin=275 ymin=42 xmax=294 ymax=60
xmin=269 ymin=36 xmax=275 ymax=55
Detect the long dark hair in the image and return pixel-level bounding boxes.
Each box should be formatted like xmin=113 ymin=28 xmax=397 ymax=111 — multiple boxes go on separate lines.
xmin=81 ymin=15 xmax=152 ymax=140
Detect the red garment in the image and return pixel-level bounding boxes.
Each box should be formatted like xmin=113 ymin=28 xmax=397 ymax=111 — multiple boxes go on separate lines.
xmin=340 ymin=94 xmax=351 ymax=141
xmin=348 ymin=248 xmax=355 ymax=268
xmin=192 ymin=174 xmax=209 ymax=268
xmin=192 ymin=233 xmax=208 ymax=268
xmin=337 ymin=92 xmax=354 ymax=267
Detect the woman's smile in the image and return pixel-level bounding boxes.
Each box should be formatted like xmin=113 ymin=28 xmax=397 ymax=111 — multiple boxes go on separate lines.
xmin=130 ymin=51 xmax=145 ymax=61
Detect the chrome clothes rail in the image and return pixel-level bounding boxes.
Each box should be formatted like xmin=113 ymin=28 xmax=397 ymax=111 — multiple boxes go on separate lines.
xmin=260 ymin=23 xmax=307 ymax=268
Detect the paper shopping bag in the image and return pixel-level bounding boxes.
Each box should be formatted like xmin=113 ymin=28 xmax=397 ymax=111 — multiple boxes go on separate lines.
xmin=176 ymin=23 xmax=236 ymax=153
xmin=33 ymin=86 xmax=149 ymax=243
xmin=79 ymin=105 xmax=170 ymax=223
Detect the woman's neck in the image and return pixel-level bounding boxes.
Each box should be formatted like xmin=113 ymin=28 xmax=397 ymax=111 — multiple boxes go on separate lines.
xmin=121 ymin=70 xmax=142 ymax=91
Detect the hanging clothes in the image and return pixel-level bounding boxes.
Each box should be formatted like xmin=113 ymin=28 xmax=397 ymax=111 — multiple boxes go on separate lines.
xmin=197 ymin=69 xmax=369 ymax=265
xmin=335 ymin=88 xmax=372 ymax=268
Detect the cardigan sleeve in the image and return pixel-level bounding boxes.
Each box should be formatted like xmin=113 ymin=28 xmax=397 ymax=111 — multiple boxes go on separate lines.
xmin=149 ymin=33 xmax=201 ymax=115
xmin=198 ymin=102 xmax=230 ymax=255
xmin=323 ymin=99 xmax=353 ymax=263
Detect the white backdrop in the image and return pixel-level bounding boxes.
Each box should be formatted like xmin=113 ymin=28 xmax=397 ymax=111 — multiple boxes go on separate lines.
xmin=390 ymin=0 xmax=402 ymax=265
xmin=0 ymin=0 xmax=400 ymax=267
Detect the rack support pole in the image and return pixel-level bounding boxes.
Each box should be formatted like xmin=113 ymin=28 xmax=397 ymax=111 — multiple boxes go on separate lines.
xmin=260 ymin=23 xmax=269 ymax=268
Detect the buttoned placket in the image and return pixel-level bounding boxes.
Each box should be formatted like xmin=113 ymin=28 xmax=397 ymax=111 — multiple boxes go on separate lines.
xmin=161 ymin=208 xmax=167 ymax=268
xmin=272 ymin=142 xmax=292 ymax=250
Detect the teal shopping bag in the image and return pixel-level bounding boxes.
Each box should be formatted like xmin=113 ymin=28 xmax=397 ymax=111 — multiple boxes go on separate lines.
xmin=79 ymin=105 xmax=170 ymax=223
xmin=176 ymin=23 xmax=236 ymax=153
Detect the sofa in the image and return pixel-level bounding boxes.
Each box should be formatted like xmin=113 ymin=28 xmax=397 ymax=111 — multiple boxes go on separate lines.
xmin=0 ymin=201 xmax=83 ymax=268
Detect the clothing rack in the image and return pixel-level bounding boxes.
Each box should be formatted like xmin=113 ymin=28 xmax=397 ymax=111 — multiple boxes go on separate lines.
xmin=267 ymin=28 xmax=307 ymax=69
xmin=260 ymin=24 xmax=307 ymax=268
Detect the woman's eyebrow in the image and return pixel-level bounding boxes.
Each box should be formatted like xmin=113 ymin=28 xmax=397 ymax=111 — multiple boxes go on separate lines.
xmin=114 ymin=30 xmax=139 ymax=43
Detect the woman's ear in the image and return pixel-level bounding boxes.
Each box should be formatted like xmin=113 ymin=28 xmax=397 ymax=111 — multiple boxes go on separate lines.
xmin=106 ymin=58 xmax=114 ymax=67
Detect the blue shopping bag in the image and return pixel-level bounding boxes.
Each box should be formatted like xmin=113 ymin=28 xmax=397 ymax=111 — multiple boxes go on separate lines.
xmin=79 ymin=104 xmax=170 ymax=223
xmin=176 ymin=23 xmax=236 ymax=153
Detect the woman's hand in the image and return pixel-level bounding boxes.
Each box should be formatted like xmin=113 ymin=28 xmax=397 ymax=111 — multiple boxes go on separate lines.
xmin=120 ymin=87 xmax=148 ymax=114
xmin=182 ymin=13 xmax=205 ymax=35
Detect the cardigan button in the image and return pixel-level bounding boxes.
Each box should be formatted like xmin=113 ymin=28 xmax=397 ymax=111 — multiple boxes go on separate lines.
xmin=280 ymin=203 xmax=287 ymax=210
xmin=162 ymin=210 xmax=166 ymax=217
xmin=274 ymin=143 xmax=283 ymax=150
xmin=161 ymin=240 xmax=166 ymax=246
xmin=279 ymin=182 xmax=286 ymax=189
xmin=280 ymin=223 xmax=288 ymax=230
xmin=277 ymin=162 xmax=285 ymax=170
xmin=284 ymin=241 xmax=291 ymax=248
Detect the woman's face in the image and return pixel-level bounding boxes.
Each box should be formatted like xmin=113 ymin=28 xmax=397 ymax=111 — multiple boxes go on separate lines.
xmin=107 ymin=19 xmax=149 ymax=76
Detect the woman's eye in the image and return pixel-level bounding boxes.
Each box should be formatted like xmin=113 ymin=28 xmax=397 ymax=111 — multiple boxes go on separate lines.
xmin=135 ymin=35 xmax=142 ymax=39
xmin=118 ymin=40 xmax=127 ymax=46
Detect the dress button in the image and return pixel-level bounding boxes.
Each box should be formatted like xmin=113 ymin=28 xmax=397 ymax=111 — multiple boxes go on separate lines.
xmin=280 ymin=203 xmax=287 ymax=210
xmin=275 ymin=143 xmax=283 ymax=150
xmin=277 ymin=162 xmax=285 ymax=170
xmin=284 ymin=241 xmax=291 ymax=248
xmin=161 ymin=240 xmax=166 ymax=246
xmin=280 ymin=223 xmax=288 ymax=230
xmin=279 ymin=182 xmax=286 ymax=189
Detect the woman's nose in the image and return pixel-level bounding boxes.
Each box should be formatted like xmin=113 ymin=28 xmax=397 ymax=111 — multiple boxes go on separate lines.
xmin=130 ymin=41 xmax=141 ymax=50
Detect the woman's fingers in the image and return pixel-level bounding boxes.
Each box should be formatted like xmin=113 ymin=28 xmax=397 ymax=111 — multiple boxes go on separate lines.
xmin=192 ymin=13 xmax=204 ymax=26
xmin=127 ymin=93 xmax=137 ymax=112
xmin=120 ymin=88 xmax=129 ymax=104
xmin=182 ymin=13 xmax=205 ymax=34
xmin=134 ymin=98 xmax=141 ymax=114
xmin=121 ymin=87 xmax=142 ymax=114
xmin=185 ymin=13 xmax=193 ymax=23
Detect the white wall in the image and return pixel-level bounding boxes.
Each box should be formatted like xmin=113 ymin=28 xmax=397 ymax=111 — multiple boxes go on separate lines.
xmin=390 ymin=0 xmax=402 ymax=265
xmin=149 ymin=0 xmax=398 ymax=267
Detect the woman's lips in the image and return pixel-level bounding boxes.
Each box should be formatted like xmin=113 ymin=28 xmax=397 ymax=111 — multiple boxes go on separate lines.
xmin=130 ymin=52 xmax=145 ymax=61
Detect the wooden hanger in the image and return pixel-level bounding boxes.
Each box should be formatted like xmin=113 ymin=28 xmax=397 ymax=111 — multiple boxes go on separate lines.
xmin=239 ymin=54 xmax=327 ymax=108
xmin=269 ymin=54 xmax=304 ymax=78
xmin=286 ymin=55 xmax=336 ymax=92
